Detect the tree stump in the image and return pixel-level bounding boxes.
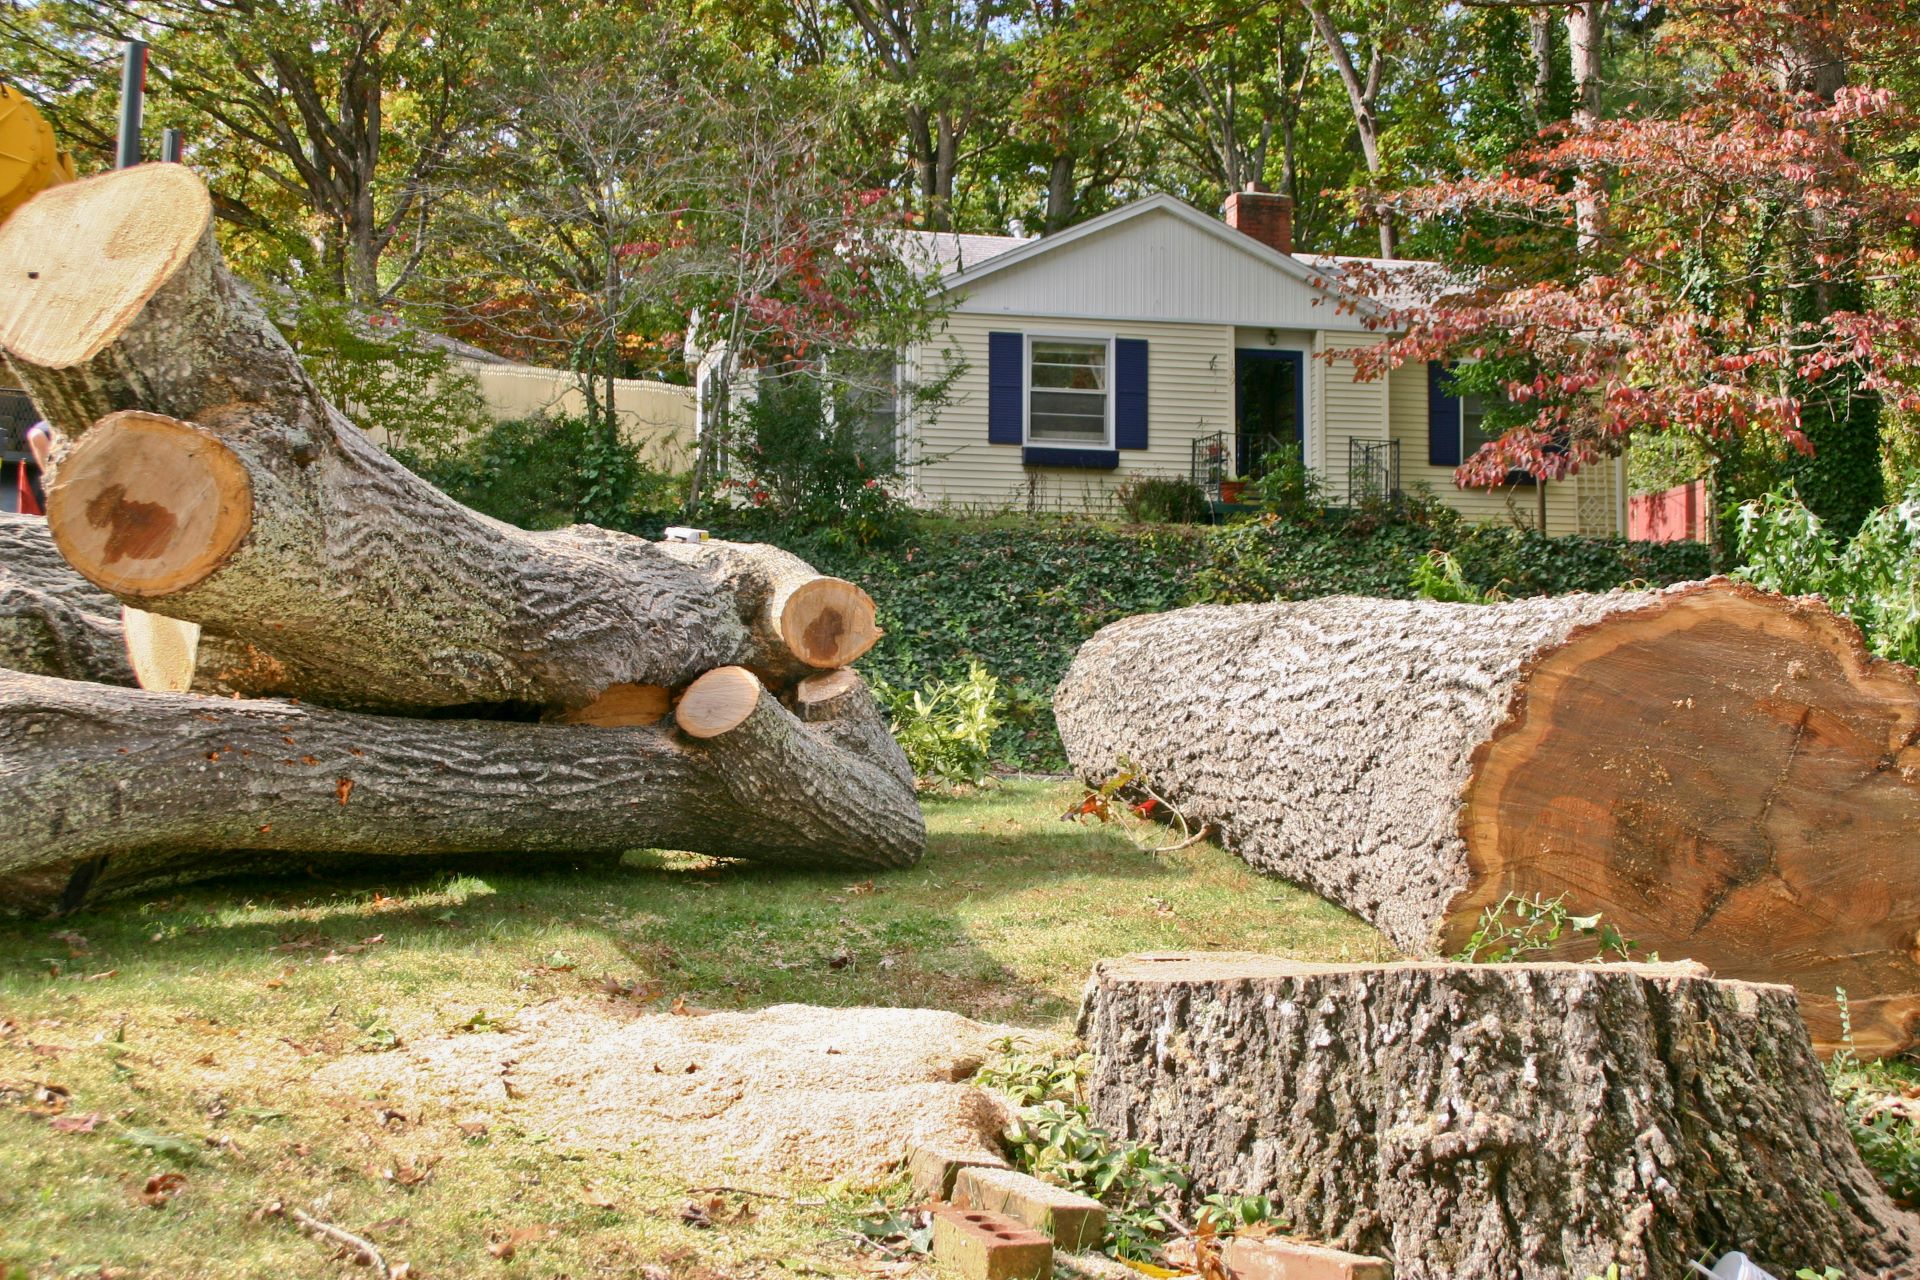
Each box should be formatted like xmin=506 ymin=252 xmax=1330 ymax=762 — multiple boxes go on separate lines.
xmin=1078 ymin=953 xmax=1920 ymax=1279
xmin=1054 ymin=583 xmax=1920 ymax=1055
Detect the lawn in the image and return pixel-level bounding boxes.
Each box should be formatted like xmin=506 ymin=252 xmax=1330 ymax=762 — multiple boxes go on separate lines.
xmin=0 ymin=781 xmax=1389 ymax=1280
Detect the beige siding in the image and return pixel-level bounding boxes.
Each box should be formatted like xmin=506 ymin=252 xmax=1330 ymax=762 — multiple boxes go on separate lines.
xmin=908 ymin=312 xmax=1233 ymax=513
xmin=1319 ymin=332 xmax=1390 ymax=502
xmin=1387 ymin=364 xmax=1621 ymax=536
xmin=460 ymin=361 xmax=695 ymax=471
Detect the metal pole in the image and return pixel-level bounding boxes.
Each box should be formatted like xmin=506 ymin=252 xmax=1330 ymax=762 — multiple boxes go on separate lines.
xmin=161 ymin=128 xmax=183 ymax=163
xmin=116 ymin=40 xmax=148 ymax=169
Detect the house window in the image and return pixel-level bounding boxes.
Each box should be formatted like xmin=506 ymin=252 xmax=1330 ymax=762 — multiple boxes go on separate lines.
xmin=1028 ymin=338 xmax=1110 ymax=445
xmin=1461 ymin=388 xmax=1498 ymax=459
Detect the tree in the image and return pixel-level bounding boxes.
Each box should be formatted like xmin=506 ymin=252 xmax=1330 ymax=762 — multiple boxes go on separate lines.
xmin=0 ymin=0 xmax=502 ymax=302
xmin=1340 ymin=0 xmax=1920 ymax=538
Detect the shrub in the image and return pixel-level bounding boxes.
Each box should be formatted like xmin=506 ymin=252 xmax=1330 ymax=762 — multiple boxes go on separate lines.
xmin=1735 ymin=487 xmax=1920 ymax=667
xmin=285 ymin=291 xmax=492 ymax=462
xmin=1251 ymin=442 xmax=1325 ymax=520
xmin=1116 ymin=475 xmax=1207 ymax=524
xmin=719 ymin=373 xmax=911 ymax=548
xmin=405 ymin=413 xmax=681 ymax=531
xmin=871 ymin=663 xmax=1002 ymax=786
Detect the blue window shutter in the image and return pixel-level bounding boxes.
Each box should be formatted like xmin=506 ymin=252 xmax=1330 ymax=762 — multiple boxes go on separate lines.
xmin=1427 ymin=361 xmax=1461 ymax=467
xmin=1114 ymin=338 xmax=1148 ymax=449
xmin=988 ymin=331 xmax=1023 ymax=444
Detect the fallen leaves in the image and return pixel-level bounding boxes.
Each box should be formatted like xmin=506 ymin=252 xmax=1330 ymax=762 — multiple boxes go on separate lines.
xmin=579 ymin=1183 xmax=620 ymax=1209
xmin=679 ymin=1194 xmax=755 ymax=1229
xmin=49 ymin=1111 xmax=104 ymax=1133
xmin=138 ymin=1171 xmax=187 ymax=1208
xmin=486 ymin=1224 xmax=553 ymax=1260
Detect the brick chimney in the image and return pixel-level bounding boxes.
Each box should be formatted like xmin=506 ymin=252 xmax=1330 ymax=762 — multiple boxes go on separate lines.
xmin=1224 ymin=183 xmax=1294 ymax=255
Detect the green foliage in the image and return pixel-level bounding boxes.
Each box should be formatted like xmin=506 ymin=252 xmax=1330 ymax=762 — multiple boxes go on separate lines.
xmin=872 ymin=664 xmax=1003 ymax=787
xmin=1827 ymin=992 xmax=1920 ymax=1209
xmin=287 ymin=293 xmax=493 ymax=461
xmin=1195 ymin=1192 xmax=1283 ymax=1234
xmin=1453 ymin=892 xmax=1640 ymax=964
xmin=1250 ymin=443 xmax=1327 ymax=521
xmin=1410 ymin=550 xmax=1496 ymax=604
xmin=1115 ymin=475 xmax=1207 ymax=524
xmin=1734 ymin=488 xmax=1920 ymax=667
xmin=738 ymin=513 xmax=1709 ymax=772
xmin=403 ymin=413 xmax=681 ymax=532
xmin=717 ymin=374 xmax=912 ymax=549
xmin=978 ymin=1039 xmax=1190 ymax=1261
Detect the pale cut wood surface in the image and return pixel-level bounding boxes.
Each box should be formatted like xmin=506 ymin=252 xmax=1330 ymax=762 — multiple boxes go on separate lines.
xmin=676 ymin=666 xmax=765 ymax=738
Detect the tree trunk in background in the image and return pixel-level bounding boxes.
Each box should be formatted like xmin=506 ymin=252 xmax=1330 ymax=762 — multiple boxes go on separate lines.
xmin=1055 ymin=581 xmax=1920 ymax=1056
xmin=1302 ymin=2 xmax=1395 ymax=259
xmin=1529 ymin=10 xmax=1554 ymax=131
xmin=0 ymin=664 xmax=923 ymax=914
xmin=1568 ymin=0 xmax=1607 ymax=252
xmin=0 ymin=167 xmax=876 ymax=713
xmin=1078 ymin=954 xmax=1920 ymax=1279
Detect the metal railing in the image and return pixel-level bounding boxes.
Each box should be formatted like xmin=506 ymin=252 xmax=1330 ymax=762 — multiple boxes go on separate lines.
xmin=1347 ymin=439 xmax=1400 ymax=506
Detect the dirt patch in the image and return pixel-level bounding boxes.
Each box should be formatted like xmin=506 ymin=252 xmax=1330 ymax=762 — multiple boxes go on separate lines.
xmin=316 ymin=999 xmax=1041 ymax=1184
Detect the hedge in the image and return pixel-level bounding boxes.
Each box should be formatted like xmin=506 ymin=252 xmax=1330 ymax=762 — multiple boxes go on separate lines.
xmin=727 ymin=515 xmax=1712 ymax=771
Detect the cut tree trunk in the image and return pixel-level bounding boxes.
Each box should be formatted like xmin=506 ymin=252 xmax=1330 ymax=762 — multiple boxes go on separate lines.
xmin=0 ymin=513 xmax=134 ymax=685
xmin=1054 ymin=581 xmax=1920 ymax=1055
xmin=0 ymin=167 xmax=876 ymax=713
xmin=0 ymin=665 xmax=923 ymax=914
xmin=1079 ymin=954 xmax=1920 ymax=1279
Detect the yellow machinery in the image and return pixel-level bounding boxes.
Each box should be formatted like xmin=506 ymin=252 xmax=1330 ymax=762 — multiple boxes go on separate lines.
xmin=0 ymin=82 xmax=76 ymax=223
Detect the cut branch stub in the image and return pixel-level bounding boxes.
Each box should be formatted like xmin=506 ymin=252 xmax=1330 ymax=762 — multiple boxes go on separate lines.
xmin=779 ymin=578 xmax=879 ymax=669
xmin=677 ymin=666 xmax=765 ymax=739
xmin=48 ymin=410 xmax=251 ymax=596
xmin=0 ymin=163 xmax=212 ymax=375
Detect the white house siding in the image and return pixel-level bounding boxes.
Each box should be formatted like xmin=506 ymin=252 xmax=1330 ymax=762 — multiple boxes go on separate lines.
xmin=1387 ymin=363 xmax=1622 ymax=536
xmin=1319 ymin=332 xmax=1391 ymax=501
xmin=947 ymin=204 xmax=1374 ymax=332
xmin=907 ymin=311 xmax=1233 ymax=512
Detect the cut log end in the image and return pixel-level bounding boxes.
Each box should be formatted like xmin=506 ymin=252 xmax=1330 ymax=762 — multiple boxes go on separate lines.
xmin=676 ymin=666 xmax=764 ymax=739
xmin=780 ymin=578 xmax=879 ymax=669
xmin=795 ymin=667 xmax=863 ymax=716
xmin=120 ymin=607 xmax=201 ymax=693
xmin=1453 ymin=583 xmax=1920 ymax=1056
xmin=554 ymin=683 xmax=671 ymax=728
xmin=47 ymin=410 xmax=252 ymax=597
xmin=0 ymin=165 xmax=212 ymax=369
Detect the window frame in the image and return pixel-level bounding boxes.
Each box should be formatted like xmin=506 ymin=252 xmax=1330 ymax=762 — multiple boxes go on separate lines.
xmin=1023 ymin=332 xmax=1115 ymax=450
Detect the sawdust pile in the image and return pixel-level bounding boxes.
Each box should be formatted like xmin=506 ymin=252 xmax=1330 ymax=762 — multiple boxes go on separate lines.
xmin=316 ymin=999 xmax=1035 ymax=1183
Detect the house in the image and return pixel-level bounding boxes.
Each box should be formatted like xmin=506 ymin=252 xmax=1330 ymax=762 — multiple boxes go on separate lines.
xmin=889 ymin=191 xmax=1628 ymax=535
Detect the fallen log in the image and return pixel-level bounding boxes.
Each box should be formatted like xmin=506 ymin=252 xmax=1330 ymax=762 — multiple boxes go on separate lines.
xmin=0 ymin=665 xmax=923 ymax=913
xmin=1078 ymin=953 xmax=1920 ymax=1279
xmin=0 ymin=513 xmax=134 ymax=685
xmin=1054 ymin=581 xmax=1920 ymax=1055
xmin=0 ymin=166 xmax=876 ymax=711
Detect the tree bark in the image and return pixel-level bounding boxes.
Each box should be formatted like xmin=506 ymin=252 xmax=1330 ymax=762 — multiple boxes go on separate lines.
xmin=0 ymin=167 xmax=875 ymax=713
xmin=0 ymin=514 xmax=134 ymax=685
xmin=1077 ymin=953 xmax=1920 ymax=1279
xmin=0 ymin=665 xmax=923 ymax=914
xmin=1054 ymin=580 xmax=1920 ymax=1056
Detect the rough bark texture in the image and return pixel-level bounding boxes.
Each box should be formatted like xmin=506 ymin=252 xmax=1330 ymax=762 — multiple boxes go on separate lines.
xmin=1079 ymin=953 xmax=1920 ymax=1279
xmin=0 ymin=168 xmax=867 ymax=713
xmin=1055 ymin=580 xmax=1920 ymax=1055
xmin=0 ymin=667 xmax=924 ymax=914
xmin=0 ymin=514 xmax=134 ymax=685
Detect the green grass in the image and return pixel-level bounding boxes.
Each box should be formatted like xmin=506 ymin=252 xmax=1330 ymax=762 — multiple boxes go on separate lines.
xmin=0 ymin=782 xmax=1388 ymax=1280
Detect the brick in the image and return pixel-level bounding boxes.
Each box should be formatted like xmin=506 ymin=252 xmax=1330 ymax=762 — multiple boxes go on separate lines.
xmin=931 ymin=1207 xmax=1053 ymax=1280
xmin=1165 ymin=1236 xmax=1392 ymax=1280
xmin=908 ymin=1142 xmax=1010 ymax=1202
xmin=953 ymin=1165 xmax=1107 ymax=1252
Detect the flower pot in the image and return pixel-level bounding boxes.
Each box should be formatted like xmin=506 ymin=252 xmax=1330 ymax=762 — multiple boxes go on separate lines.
xmin=1218 ymin=480 xmax=1247 ymax=504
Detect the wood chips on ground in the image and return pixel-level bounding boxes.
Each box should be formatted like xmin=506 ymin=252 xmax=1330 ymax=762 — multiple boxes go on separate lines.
xmin=316 ymin=999 xmax=1035 ymax=1184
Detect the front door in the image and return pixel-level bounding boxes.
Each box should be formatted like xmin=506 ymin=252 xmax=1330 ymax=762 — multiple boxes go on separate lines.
xmin=1234 ymin=349 xmax=1305 ymax=478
